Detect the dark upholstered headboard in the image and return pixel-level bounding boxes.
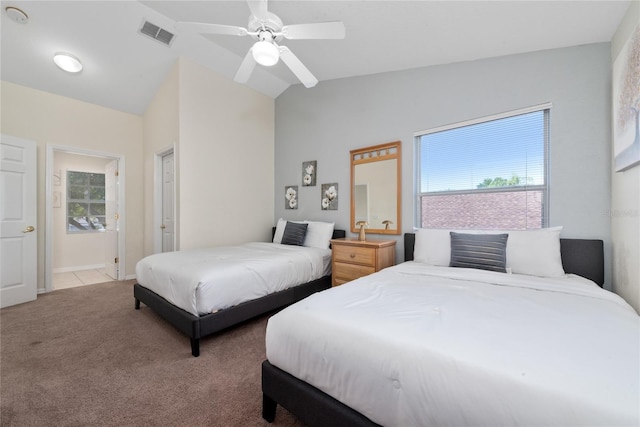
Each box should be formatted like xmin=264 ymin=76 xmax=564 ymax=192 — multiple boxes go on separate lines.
xmin=271 ymin=227 xmax=346 ymax=241
xmin=332 ymin=229 xmax=347 ymax=239
xmin=403 ymin=233 xmax=604 ymax=287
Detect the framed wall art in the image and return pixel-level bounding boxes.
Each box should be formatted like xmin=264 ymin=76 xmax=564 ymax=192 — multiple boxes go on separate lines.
xmin=302 ymin=160 xmax=317 ymax=186
xmin=613 ymin=23 xmax=640 ymax=172
xmin=285 ymin=185 xmax=298 ymax=209
xmin=321 ymin=183 xmax=338 ymax=210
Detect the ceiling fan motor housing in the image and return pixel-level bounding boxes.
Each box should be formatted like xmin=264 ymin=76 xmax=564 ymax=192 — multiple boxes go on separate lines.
xmin=248 ymin=12 xmax=283 ymax=42
xmin=257 ymin=30 xmax=275 ymax=42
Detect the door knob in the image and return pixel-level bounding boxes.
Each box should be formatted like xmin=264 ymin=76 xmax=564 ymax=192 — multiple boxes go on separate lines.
xmin=22 ymin=225 xmax=35 ymax=233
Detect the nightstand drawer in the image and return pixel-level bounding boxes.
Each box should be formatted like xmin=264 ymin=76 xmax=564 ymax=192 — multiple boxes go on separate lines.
xmin=330 ymin=238 xmax=396 ymax=287
xmin=332 ymin=245 xmax=376 ymax=266
xmin=333 ymin=262 xmax=376 ymax=282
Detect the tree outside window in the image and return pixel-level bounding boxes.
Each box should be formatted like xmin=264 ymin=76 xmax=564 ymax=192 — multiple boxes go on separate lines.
xmin=67 ymin=171 xmax=106 ymax=232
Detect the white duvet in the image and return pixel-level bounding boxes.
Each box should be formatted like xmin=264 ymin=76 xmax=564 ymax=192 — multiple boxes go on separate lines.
xmin=136 ymin=242 xmax=331 ymax=316
xmin=266 ymin=262 xmax=640 ymax=427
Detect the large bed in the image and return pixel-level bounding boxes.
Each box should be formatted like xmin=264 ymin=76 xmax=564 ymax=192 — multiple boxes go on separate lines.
xmin=134 ymin=221 xmax=345 ymax=357
xmin=262 ymin=229 xmax=640 ymax=426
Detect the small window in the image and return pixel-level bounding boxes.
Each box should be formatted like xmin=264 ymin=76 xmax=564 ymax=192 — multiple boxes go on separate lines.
xmin=67 ymin=171 xmax=106 ymax=233
xmin=415 ymin=106 xmax=549 ymax=230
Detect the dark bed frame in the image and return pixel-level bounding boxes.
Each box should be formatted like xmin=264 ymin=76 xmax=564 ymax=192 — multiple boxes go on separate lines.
xmin=134 ymin=228 xmax=346 ymax=357
xmin=262 ymin=233 xmax=605 ymax=426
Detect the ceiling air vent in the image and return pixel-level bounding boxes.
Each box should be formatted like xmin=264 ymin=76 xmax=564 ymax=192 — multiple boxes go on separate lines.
xmin=139 ymin=20 xmax=174 ymax=47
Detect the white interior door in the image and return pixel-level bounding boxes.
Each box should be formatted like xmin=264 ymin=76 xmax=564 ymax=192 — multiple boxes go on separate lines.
xmin=104 ymin=159 xmax=118 ymax=279
xmin=161 ymin=152 xmax=175 ymax=252
xmin=1 ymin=135 xmax=37 ymax=308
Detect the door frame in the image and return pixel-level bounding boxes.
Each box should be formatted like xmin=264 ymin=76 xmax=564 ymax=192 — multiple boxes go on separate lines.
xmin=154 ymin=145 xmax=176 ymax=254
xmin=44 ymin=145 xmax=126 ymax=292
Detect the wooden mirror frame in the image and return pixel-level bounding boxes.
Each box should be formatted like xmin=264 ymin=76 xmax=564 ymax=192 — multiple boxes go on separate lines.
xmin=350 ymin=141 xmax=401 ymax=235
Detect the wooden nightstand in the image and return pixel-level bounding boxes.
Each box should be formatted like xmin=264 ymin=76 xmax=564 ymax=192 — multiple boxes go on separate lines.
xmin=330 ymin=238 xmax=396 ymax=286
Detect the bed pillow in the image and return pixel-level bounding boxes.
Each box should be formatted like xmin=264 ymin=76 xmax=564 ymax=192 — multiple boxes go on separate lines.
xmin=281 ymin=221 xmax=309 ymax=246
xmin=505 ymin=226 xmax=564 ymax=277
xmin=413 ymin=228 xmax=455 ymax=266
xmin=272 ymin=218 xmax=287 ymax=243
xmin=450 ymin=232 xmax=508 ymax=273
xmin=303 ymin=221 xmax=335 ymax=249
xmin=273 ymin=218 xmax=305 ymax=243
xmin=413 ymin=226 xmax=565 ymax=277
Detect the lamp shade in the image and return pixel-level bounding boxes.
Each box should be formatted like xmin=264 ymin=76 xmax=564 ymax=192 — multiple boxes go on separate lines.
xmin=53 ymin=52 xmax=83 ymax=73
xmin=252 ymin=41 xmax=279 ymax=66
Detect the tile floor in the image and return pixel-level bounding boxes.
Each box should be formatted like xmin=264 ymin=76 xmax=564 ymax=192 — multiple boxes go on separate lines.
xmin=53 ymin=269 xmax=115 ymax=290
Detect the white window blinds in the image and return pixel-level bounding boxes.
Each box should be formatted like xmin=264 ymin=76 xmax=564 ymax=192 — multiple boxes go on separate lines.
xmin=415 ymin=106 xmax=549 ymax=230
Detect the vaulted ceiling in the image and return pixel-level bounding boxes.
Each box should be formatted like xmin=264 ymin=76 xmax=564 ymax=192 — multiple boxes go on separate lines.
xmin=1 ymin=1 xmax=631 ymax=115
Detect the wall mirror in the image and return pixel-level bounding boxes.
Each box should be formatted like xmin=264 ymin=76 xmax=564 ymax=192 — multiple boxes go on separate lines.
xmin=350 ymin=141 xmax=401 ymax=235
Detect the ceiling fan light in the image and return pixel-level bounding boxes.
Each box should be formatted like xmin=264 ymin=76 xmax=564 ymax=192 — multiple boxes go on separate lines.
xmin=53 ymin=52 xmax=83 ymax=73
xmin=252 ymin=41 xmax=279 ymax=66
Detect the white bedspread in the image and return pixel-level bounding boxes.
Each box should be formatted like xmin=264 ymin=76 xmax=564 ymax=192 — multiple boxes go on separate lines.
xmin=266 ymin=262 xmax=640 ymax=426
xmin=136 ymin=242 xmax=331 ymax=316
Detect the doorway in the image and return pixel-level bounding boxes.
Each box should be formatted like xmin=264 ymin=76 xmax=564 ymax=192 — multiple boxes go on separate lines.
xmin=154 ymin=146 xmax=176 ymax=253
xmin=45 ymin=145 xmax=126 ymax=292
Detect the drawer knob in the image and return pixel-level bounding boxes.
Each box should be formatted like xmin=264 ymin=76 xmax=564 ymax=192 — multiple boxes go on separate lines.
xmin=350 ymin=253 xmax=356 ymax=258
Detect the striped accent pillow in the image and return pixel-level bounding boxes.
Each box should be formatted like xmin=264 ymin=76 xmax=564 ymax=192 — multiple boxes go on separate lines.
xmin=281 ymin=221 xmax=309 ymax=246
xmin=450 ymin=232 xmax=508 ymax=273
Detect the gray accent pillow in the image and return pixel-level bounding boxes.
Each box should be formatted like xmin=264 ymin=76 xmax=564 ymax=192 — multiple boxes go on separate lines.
xmin=450 ymin=232 xmax=508 ymax=273
xmin=281 ymin=221 xmax=309 ymax=246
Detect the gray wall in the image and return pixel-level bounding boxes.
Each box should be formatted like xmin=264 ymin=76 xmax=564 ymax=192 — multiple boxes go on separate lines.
xmin=275 ymin=43 xmax=613 ymax=286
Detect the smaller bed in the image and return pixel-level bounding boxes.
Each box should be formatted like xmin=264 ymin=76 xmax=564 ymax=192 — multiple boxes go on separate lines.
xmin=134 ymin=222 xmax=345 ymax=357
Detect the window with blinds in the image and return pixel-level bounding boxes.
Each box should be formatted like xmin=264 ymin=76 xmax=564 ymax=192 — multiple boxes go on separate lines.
xmin=415 ymin=106 xmax=549 ymax=230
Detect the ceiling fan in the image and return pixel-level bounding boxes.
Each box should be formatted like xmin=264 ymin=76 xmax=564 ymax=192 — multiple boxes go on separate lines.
xmin=175 ymin=0 xmax=345 ymax=88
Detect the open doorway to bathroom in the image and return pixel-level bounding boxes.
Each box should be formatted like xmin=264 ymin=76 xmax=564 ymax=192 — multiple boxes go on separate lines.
xmin=45 ymin=146 xmax=125 ymax=291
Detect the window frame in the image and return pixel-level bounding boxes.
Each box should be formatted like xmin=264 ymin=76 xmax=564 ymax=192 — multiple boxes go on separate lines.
xmin=66 ymin=170 xmax=106 ymax=234
xmin=414 ymin=103 xmax=551 ymax=230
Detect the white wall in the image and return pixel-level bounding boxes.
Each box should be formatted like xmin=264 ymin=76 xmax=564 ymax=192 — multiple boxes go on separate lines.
xmin=611 ymin=2 xmax=640 ymax=313
xmin=142 ymin=58 xmax=275 ymax=254
xmin=275 ymin=43 xmax=613 ymax=286
xmin=52 ymin=152 xmax=110 ymax=270
xmin=177 ymin=58 xmax=275 ymax=249
xmin=143 ymin=62 xmax=179 ymax=255
xmin=1 ymin=81 xmax=144 ymax=291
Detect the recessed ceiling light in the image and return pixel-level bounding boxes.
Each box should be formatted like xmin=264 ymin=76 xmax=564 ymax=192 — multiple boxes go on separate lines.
xmin=53 ymin=52 xmax=83 ymax=73
xmin=5 ymin=6 xmax=28 ymax=24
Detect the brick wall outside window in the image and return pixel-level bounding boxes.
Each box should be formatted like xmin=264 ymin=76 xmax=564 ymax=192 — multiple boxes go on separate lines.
xmin=421 ymin=190 xmax=543 ymax=230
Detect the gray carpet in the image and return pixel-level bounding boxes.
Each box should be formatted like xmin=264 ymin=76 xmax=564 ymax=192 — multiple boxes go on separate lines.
xmin=0 ymin=280 xmax=304 ymax=426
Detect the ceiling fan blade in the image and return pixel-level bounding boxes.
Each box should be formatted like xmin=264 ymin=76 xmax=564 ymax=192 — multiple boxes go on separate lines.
xmin=278 ymin=46 xmax=318 ymax=88
xmin=175 ymin=22 xmax=248 ymax=37
xmin=234 ymin=48 xmax=257 ymax=83
xmin=281 ymin=21 xmax=345 ymax=40
xmin=247 ymin=0 xmax=269 ymax=22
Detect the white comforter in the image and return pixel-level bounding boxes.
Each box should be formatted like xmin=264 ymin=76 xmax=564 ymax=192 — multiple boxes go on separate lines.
xmin=266 ymin=262 xmax=640 ymax=426
xmin=136 ymin=242 xmax=331 ymax=316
